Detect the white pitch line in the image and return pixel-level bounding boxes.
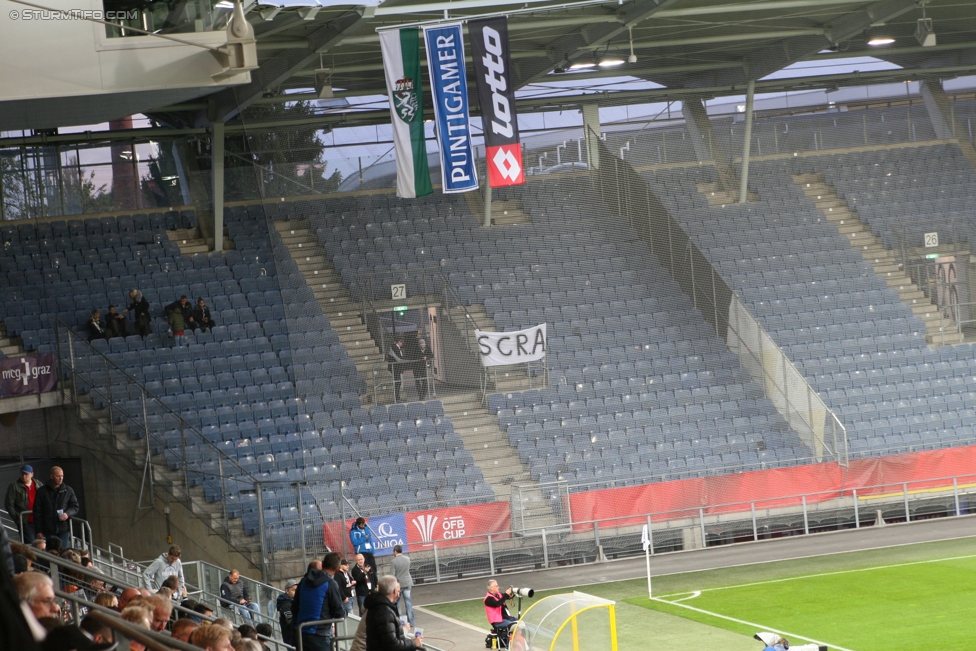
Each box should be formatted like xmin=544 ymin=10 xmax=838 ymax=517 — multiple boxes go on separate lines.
xmin=657 ymin=551 xmax=976 ymax=599
xmin=651 ymin=596 xmax=857 ymax=651
xmin=670 ymin=591 xmax=701 ymax=602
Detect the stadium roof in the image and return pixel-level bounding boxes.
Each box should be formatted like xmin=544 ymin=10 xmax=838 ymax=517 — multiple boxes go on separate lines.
xmin=149 ymin=0 xmax=976 ymax=129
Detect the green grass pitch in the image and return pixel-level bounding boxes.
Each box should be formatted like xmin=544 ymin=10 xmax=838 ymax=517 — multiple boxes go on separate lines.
xmin=425 ymin=537 xmax=976 ymax=651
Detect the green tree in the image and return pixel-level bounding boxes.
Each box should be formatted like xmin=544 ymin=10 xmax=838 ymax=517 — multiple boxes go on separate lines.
xmin=222 ymin=100 xmax=340 ymax=201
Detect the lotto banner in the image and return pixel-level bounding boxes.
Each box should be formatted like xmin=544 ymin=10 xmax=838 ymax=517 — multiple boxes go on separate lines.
xmin=322 ymin=501 xmax=510 ymax=553
xmin=0 ymin=354 xmax=58 ymax=397
xmin=469 ymin=17 xmax=524 ymax=188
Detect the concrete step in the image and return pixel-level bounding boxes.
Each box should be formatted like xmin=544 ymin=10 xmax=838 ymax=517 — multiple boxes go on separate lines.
xmin=795 ymin=175 xmax=954 ymax=344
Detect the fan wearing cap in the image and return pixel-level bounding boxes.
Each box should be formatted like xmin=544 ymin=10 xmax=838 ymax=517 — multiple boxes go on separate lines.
xmin=277 ymin=578 xmax=299 ymax=646
xmin=5 ymin=464 xmax=42 ymax=543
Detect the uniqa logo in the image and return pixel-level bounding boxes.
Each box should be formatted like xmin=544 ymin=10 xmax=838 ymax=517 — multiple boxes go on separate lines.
xmin=411 ymin=514 xmax=438 ymax=542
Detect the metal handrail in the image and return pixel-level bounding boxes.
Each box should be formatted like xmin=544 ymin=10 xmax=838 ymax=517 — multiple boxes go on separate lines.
xmin=370 ymin=359 xmax=434 ymax=406
xmin=296 ymin=617 xmax=350 ymax=651
xmin=17 ymin=509 xmax=95 ymax=550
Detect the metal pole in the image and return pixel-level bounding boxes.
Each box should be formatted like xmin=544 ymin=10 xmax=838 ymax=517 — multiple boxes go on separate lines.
xmin=483 ymin=178 xmax=492 ymax=227
xmin=903 ymin=482 xmax=910 ymax=522
xmin=853 ymin=488 xmax=859 ymax=528
xmin=699 ymin=508 xmax=706 ymax=548
xmin=802 ymin=496 xmax=809 ymax=535
xmin=541 ymin=528 xmax=549 ymax=568
xmin=953 ymin=478 xmax=960 ymax=516
xmin=212 ymin=121 xmax=225 ymax=252
xmin=257 ymin=483 xmax=268 ymax=582
xmin=297 ymin=483 xmax=307 ymax=571
xmin=488 ymin=534 xmax=495 ymax=575
xmin=738 ymin=79 xmax=755 ymax=204
xmin=433 ymin=542 xmax=441 ymax=582
xmin=750 ymin=502 xmax=757 ymax=541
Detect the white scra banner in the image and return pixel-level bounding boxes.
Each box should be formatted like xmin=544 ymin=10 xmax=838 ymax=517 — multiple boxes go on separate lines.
xmin=475 ymin=324 xmax=546 ymax=367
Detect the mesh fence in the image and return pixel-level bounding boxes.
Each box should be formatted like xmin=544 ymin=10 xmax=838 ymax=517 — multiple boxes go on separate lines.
xmin=8 ymin=89 xmax=976 ymax=584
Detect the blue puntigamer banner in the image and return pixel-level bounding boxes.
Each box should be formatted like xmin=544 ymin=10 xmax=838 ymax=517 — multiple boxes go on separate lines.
xmin=423 ymin=23 xmax=479 ymax=193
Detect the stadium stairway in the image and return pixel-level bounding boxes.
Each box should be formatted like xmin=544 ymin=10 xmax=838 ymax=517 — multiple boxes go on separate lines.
xmin=439 ymin=390 xmax=559 ymax=531
xmin=66 ymin=377 xmax=262 ymax=569
xmin=167 ymin=226 xmax=211 ymax=256
xmin=794 ymin=172 xmax=965 ymax=345
xmin=0 ymin=322 xmax=24 ymax=357
xmin=272 ymin=218 xmax=386 ymax=401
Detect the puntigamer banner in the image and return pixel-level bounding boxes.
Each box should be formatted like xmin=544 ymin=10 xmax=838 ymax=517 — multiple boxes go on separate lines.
xmin=0 ymin=354 xmax=58 ymax=397
xmin=475 ymin=324 xmax=547 ymax=367
xmin=423 ymin=22 xmax=479 ymax=193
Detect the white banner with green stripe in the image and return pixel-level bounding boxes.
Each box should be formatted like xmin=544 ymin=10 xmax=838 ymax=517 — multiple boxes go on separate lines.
xmin=380 ymin=27 xmax=433 ymax=199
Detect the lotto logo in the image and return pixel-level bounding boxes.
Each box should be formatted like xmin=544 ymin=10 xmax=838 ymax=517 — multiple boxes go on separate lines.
xmin=488 ymin=144 xmax=524 ymax=187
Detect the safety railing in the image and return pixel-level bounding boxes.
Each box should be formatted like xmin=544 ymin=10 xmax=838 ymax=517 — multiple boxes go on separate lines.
xmin=373 ymin=469 xmax=976 ymax=584
xmin=52 ymin=316 xmax=260 ymax=552
xmin=586 ymin=126 xmax=848 ymax=467
xmin=16 ymin=509 xmax=94 ymax=550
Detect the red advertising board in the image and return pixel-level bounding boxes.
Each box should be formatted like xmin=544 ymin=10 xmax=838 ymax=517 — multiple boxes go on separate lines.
xmin=322 ymin=501 xmax=511 ymax=553
xmin=569 ymin=445 xmax=976 ymax=532
xmin=405 ymin=501 xmax=511 ymax=549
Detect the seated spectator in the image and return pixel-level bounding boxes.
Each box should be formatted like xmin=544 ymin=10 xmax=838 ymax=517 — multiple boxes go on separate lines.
xmin=120 ymin=605 xmax=153 ymax=651
xmin=94 ymin=592 xmax=118 ymax=609
xmin=80 ymin=613 xmax=115 ymax=645
xmin=86 ymin=310 xmax=108 ymax=342
xmin=172 ymin=617 xmax=199 ymax=642
xmin=255 ymin=622 xmax=273 ymax=650
xmin=167 ymin=301 xmax=186 ymax=347
xmin=166 ymin=295 xmax=196 ymax=331
xmin=15 ymin=572 xmax=61 ymax=620
xmin=105 ymin=305 xmax=130 ymax=338
xmin=126 ymin=290 xmax=152 ymax=337
xmin=238 ymin=624 xmax=258 ymax=640
xmin=118 ymin=587 xmax=141 ymax=611
xmin=192 ymin=298 xmax=216 ymax=332
xmin=148 ymin=594 xmax=173 ymax=632
xmin=191 ymin=623 xmax=234 ymax=651
xmin=220 ymin=569 xmax=259 ymax=622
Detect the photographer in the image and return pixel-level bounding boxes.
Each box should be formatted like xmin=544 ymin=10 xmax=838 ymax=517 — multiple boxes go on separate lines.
xmin=483 ymin=580 xmax=518 ymax=632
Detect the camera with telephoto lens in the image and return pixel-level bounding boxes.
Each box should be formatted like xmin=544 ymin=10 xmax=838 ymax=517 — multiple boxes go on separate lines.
xmin=509 ymin=587 xmax=534 ymax=598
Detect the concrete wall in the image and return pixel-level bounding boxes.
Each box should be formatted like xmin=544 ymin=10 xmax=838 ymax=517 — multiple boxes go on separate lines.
xmin=3 ymin=404 xmax=260 ymax=577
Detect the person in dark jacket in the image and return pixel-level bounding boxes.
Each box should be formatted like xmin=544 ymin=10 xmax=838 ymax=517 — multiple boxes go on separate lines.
xmin=276 ymin=579 xmax=298 ymax=647
xmin=365 ymin=575 xmax=422 ymax=651
xmin=192 ymin=298 xmax=216 ymax=332
xmin=5 ymin=465 xmax=42 ymax=543
xmin=166 ymin=296 xmax=195 ymax=329
xmin=220 ymin=569 xmax=259 ymax=621
xmin=351 ymin=553 xmax=377 ymax=615
xmin=292 ymin=553 xmax=345 ymax=651
xmin=126 ymin=289 xmax=152 ymax=337
xmin=335 ymin=558 xmax=355 ymax=616
xmin=33 ymin=466 xmax=79 ymax=549
xmin=85 ymin=310 xmax=108 ymax=342
xmin=412 ymin=338 xmax=434 ymax=400
xmin=104 ymin=305 xmax=130 ymax=338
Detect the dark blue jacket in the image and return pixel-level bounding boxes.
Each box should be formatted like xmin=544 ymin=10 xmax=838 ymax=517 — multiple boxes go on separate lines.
xmin=293 ymin=569 xmax=344 ymax=636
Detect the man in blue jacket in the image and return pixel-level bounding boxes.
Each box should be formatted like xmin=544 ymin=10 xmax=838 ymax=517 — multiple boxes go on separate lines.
xmin=350 ymin=517 xmax=377 ymax=573
xmin=293 ymin=552 xmax=345 ymax=651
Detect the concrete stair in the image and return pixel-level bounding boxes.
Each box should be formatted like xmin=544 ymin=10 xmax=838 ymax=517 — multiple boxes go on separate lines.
xmin=697 ymin=181 xmax=758 ymax=206
xmin=166 ymin=227 xmax=211 ymax=256
xmin=489 ymin=199 xmax=532 ymax=226
xmin=0 ymin=323 xmax=24 ymax=357
xmin=438 ymin=391 xmax=560 ymax=532
xmin=68 ymin=386 xmax=263 ymax=567
xmin=273 ymin=219 xmax=385 ymax=402
xmin=794 ymin=173 xmax=965 ymax=346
